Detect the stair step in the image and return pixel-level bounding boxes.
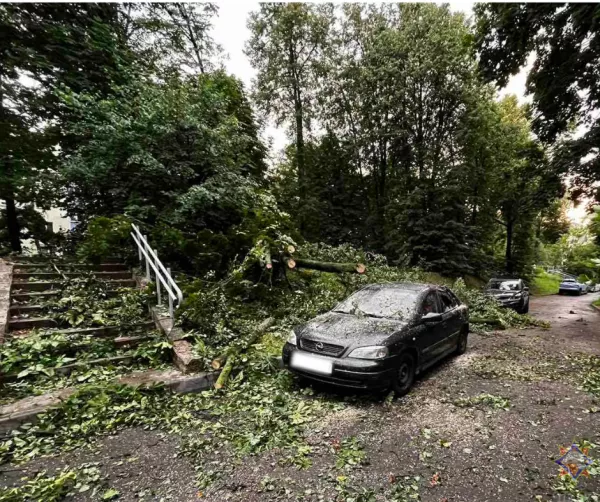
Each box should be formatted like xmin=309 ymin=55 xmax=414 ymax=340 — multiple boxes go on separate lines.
xmin=114 ymin=334 xmax=154 ymax=348
xmin=12 ymin=271 xmax=132 ymax=280
xmin=9 ymin=304 xmax=45 ymax=315
xmin=0 ymin=369 xmax=215 ymax=432
xmin=13 ymin=263 xmax=128 ymax=272
xmin=1 ymin=355 xmax=136 ymax=383
xmin=8 ymin=317 xmax=58 ymax=331
xmin=11 ymin=279 xmax=136 ymax=292
xmin=38 ymin=321 xmax=155 ymax=339
xmin=10 ymin=289 xmax=121 ymax=303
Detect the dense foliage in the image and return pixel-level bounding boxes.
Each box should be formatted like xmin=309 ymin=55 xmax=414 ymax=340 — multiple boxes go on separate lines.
xmin=475 ymin=3 xmax=600 ymax=201
xmin=249 ymin=4 xmax=563 ymax=277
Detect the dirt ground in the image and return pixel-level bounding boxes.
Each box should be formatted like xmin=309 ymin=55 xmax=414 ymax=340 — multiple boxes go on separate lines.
xmin=2 ymin=292 xmax=599 ymax=501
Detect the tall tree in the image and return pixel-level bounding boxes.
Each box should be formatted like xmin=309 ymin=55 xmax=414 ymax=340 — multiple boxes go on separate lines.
xmin=246 ymin=3 xmax=332 ymax=227
xmin=475 ymin=3 xmax=600 ymax=200
xmin=119 ymin=3 xmax=222 ymax=75
xmin=488 ymin=97 xmax=562 ymax=274
xmin=0 ymin=4 xmax=129 ymax=251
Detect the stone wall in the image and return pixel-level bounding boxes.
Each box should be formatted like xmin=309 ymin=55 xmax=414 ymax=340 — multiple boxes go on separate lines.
xmin=0 ymin=259 xmax=13 ymax=341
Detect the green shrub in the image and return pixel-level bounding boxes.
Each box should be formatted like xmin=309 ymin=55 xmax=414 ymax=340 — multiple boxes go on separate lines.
xmin=577 ymin=273 xmax=591 ymax=284
xmin=76 ymin=216 xmax=133 ymax=263
xmin=532 ymin=268 xmax=562 ymax=296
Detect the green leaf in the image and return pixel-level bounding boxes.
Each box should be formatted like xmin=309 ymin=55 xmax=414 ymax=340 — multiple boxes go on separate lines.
xmin=102 ymin=488 xmax=120 ymax=500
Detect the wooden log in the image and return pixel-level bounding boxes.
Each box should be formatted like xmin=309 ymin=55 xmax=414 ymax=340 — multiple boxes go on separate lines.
xmin=213 ymin=317 xmax=275 ymax=390
xmin=283 ymin=257 xmax=365 ymax=274
xmin=211 ymin=355 xmax=226 ymax=370
xmin=214 ymin=355 xmax=236 ymax=390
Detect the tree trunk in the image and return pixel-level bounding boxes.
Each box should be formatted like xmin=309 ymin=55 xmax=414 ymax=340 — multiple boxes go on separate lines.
xmin=505 ymin=220 xmax=514 ymax=274
xmin=289 ymin=41 xmax=305 ymax=205
xmin=0 ymin=70 xmax=20 ymax=252
xmin=4 ymin=197 xmax=21 ymax=253
xmin=283 ymin=256 xmax=365 ymax=274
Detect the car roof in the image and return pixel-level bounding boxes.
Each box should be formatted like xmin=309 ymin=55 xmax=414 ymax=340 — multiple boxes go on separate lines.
xmin=363 ymin=282 xmax=431 ymax=293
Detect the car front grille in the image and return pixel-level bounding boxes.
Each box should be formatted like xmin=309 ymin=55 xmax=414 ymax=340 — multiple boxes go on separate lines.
xmin=300 ymin=338 xmax=345 ymax=357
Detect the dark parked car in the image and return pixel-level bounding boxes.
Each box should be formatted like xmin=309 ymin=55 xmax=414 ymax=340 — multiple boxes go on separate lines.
xmin=484 ymin=278 xmax=530 ymax=313
xmin=282 ymin=283 xmax=469 ymax=395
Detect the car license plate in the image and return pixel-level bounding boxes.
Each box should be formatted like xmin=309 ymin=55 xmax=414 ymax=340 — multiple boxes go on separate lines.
xmin=290 ymin=352 xmax=333 ymax=375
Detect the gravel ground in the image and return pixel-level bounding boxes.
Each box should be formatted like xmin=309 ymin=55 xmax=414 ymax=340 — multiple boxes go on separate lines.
xmin=2 ymin=292 xmax=599 ymax=501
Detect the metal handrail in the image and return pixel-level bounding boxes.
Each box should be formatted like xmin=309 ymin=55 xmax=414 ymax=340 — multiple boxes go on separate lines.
xmin=131 ymin=223 xmax=183 ymax=318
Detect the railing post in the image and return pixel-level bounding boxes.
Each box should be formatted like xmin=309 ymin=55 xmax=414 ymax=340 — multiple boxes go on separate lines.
xmin=155 ymin=249 xmax=161 ymax=305
xmin=168 ymin=267 xmax=174 ymax=318
xmin=144 ymin=235 xmax=150 ymax=281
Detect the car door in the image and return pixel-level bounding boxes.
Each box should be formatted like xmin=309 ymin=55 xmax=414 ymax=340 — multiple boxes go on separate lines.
xmin=438 ymin=290 xmax=461 ymax=351
xmin=418 ymin=291 xmax=447 ymax=363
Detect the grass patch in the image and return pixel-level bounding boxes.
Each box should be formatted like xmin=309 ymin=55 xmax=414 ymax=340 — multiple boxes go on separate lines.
xmin=531 ymin=269 xmax=562 ymax=296
xmin=593 ymin=298 xmax=600 ymax=308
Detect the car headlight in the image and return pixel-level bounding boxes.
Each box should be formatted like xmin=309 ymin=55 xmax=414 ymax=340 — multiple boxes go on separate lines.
xmin=348 ymin=346 xmax=389 ymax=360
xmin=287 ymin=330 xmax=297 ymax=346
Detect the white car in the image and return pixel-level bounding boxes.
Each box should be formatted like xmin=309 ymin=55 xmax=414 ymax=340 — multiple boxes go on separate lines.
xmin=558 ymin=278 xmax=587 ymax=295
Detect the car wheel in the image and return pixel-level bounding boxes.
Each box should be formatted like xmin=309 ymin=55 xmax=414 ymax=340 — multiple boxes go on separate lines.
xmin=392 ymin=353 xmax=415 ymax=397
xmin=521 ymin=300 xmax=529 ymax=314
xmin=558 ymin=290 xmax=564 ymax=295
xmin=456 ymin=328 xmax=468 ymax=355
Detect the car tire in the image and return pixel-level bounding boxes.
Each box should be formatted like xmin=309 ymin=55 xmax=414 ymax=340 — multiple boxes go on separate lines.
xmin=456 ymin=327 xmax=468 ymax=355
xmin=521 ymin=300 xmax=529 ymax=314
xmin=558 ymin=290 xmax=564 ymax=295
xmin=392 ymin=353 xmax=415 ymax=397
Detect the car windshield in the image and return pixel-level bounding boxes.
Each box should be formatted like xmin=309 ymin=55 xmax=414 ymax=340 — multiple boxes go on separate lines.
xmin=333 ymin=287 xmax=419 ymax=319
xmin=487 ymin=280 xmax=520 ymax=291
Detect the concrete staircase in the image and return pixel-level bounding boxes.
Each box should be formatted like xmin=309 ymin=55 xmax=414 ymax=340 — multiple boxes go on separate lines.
xmin=0 ymin=258 xmax=214 ymax=432
xmin=8 ymin=262 xmax=140 ymax=335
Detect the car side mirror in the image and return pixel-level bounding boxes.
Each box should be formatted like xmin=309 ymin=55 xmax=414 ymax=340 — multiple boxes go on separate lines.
xmin=523 ymin=287 xmax=529 ymax=292
xmin=422 ymin=312 xmax=442 ymax=323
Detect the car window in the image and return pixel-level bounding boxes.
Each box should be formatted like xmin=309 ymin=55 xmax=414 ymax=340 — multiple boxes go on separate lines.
xmin=333 ymin=287 xmax=420 ymax=320
xmin=448 ymin=290 xmax=461 ymax=306
xmin=422 ymin=292 xmax=442 ymax=315
xmin=487 ymin=280 xmax=520 ymax=291
xmin=439 ymin=292 xmax=455 ymax=312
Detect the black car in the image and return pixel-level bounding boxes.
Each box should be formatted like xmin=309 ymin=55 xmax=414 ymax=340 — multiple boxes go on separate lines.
xmin=484 ymin=278 xmax=530 ymax=313
xmin=282 ymin=283 xmax=469 ymax=395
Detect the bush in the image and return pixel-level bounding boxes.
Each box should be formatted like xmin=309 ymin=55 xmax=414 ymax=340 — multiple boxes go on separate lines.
xmin=531 ymin=268 xmax=562 ymax=296
xmin=76 ymin=216 xmax=133 ymax=263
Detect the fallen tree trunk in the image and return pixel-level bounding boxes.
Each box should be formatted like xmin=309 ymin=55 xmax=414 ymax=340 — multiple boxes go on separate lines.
xmin=283 ymin=256 xmax=365 ymax=274
xmin=214 ymin=317 xmax=275 ymax=390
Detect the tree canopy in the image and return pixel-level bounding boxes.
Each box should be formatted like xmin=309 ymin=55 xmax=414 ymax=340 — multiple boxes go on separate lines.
xmin=475 ymin=3 xmax=600 ymax=200
xmin=3 ymin=2 xmax=599 ymax=282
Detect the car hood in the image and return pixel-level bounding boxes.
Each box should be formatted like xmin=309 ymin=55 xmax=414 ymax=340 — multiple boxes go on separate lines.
xmin=296 ymin=311 xmax=408 ymax=346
